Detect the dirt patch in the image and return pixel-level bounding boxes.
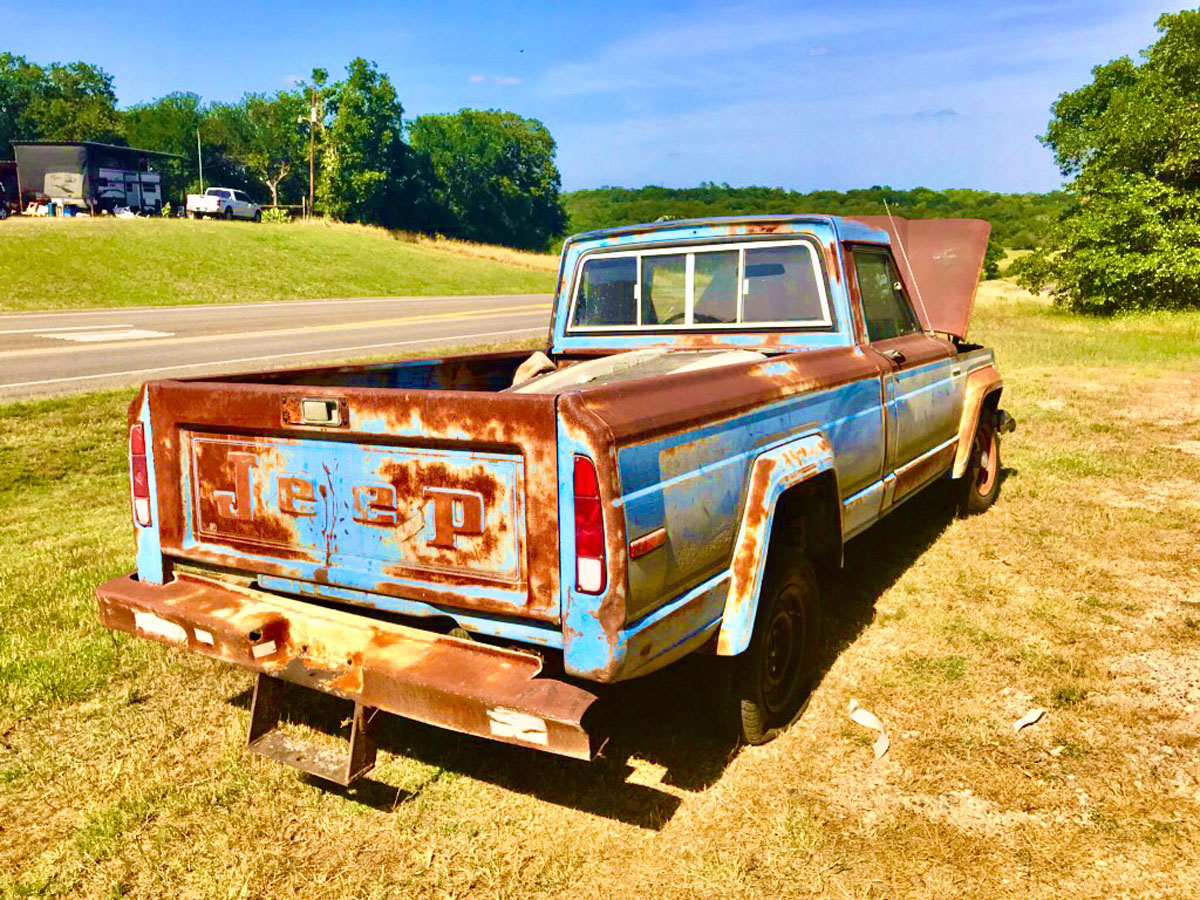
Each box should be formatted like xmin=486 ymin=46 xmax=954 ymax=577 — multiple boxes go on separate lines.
xmin=1107 ymin=648 xmax=1200 ymax=716
xmin=902 ymin=789 xmax=1048 ymax=838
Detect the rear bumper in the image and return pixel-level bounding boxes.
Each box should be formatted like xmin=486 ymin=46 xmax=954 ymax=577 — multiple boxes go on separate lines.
xmin=96 ymin=573 xmax=599 ymax=760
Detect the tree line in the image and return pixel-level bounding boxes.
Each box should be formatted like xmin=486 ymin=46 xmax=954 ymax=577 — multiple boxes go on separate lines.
xmin=564 ymin=185 xmax=1069 ymax=250
xmin=0 ymin=55 xmax=567 ymax=250
xmin=564 ymin=184 xmax=1072 ymax=279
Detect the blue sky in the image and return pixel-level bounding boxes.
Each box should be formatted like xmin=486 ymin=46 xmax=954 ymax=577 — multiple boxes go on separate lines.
xmin=6 ymin=1 xmax=1189 ymax=192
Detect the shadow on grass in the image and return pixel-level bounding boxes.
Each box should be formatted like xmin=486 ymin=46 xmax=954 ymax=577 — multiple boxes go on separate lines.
xmin=225 ymin=483 xmax=964 ymax=830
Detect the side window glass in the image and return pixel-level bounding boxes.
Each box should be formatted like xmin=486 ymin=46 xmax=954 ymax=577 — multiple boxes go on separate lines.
xmin=572 ymin=257 xmax=637 ymax=326
xmin=692 ymin=250 xmax=738 ymax=323
xmin=641 ymin=254 xmax=687 ymax=325
xmin=855 ymin=250 xmax=920 ymax=342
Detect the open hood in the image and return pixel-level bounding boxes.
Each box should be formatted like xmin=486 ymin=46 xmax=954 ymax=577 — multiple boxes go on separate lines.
xmin=848 ymin=216 xmax=991 ymax=340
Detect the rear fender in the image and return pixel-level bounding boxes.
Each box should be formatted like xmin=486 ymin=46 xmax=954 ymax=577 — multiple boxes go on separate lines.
xmin=716 ymin=433 xmax=837 ymax=657
xmin=952 ymin=366 xmax=1003 ymax=479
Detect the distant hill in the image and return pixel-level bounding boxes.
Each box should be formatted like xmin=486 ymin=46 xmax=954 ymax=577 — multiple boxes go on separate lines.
xmin=561 ymin=184 xmax=1069 ymax=249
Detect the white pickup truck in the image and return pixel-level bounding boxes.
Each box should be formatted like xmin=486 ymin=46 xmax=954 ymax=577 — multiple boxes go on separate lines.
xmin=186 ymin=187 xmax=261 ymax=221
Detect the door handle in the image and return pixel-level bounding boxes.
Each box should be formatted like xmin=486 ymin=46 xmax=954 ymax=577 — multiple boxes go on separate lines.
xmin=882 ymin=349 xmax=906 ymax=364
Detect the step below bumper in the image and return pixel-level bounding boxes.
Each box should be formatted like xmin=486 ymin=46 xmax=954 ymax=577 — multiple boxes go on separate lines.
xmin=96 ymin=573 xmax=599 ymax=771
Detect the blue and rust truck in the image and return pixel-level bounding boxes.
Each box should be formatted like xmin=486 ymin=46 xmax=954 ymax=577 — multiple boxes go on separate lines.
xmin=97 ymin=214 xmax=1014 ymax=783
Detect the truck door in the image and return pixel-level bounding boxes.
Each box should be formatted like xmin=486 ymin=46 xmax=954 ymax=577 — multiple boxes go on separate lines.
xmin=851 ymin=246 xmax=961 ymax=505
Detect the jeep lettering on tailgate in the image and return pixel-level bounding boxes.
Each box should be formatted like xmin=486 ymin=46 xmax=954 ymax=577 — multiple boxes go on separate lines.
xmin=187 ymin=435 xmax=523 ymax=581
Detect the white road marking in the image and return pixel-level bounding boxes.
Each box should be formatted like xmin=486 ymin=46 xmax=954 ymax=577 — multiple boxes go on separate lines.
xmin=0 ymin=325 xmax=545 ymax=390
xmin=0 ymin=323 xmax=133 ymax=335
xmin=44 ymin=328 xmax=174 ymax=343
xmin=1 ymin=304 xmax=548 ymax=360
xmin=0 ymin=293 xmax=547 ymax=322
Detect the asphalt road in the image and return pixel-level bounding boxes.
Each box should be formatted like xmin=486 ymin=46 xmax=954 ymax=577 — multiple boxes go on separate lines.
xmin=0 ymin=294 xmax=553 ymax=401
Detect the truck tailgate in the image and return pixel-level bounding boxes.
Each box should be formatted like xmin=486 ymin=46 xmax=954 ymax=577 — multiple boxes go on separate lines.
xmin=146 ymin=380 xmax=561 ymax=621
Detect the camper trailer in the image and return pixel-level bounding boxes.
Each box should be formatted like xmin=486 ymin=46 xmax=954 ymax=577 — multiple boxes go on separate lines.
xmin=11 ymin=141 xmax=176 ymax=214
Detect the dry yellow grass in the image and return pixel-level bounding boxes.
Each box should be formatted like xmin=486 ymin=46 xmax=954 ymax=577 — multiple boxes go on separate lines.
xmin=2 ymin=282 xmax=1200 ymax=898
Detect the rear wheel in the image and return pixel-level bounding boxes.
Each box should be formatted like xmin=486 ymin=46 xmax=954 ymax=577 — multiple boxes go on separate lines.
xmin=730 ymin=552 xmax=822 ymax=744
xmin=253 ymin=209 xmax=262 ymax=223
xmin=192 ymin=211 xmax=203 ymax=220
xmin=958 ymin=414 xmax=1001 ymax=515
xmin=223 ymin=206 xmax=234 ymax=220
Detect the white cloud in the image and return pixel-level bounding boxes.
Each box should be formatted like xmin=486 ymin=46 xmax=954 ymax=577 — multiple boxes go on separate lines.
xmin=468 ymin=74 xmax=523 ymax=86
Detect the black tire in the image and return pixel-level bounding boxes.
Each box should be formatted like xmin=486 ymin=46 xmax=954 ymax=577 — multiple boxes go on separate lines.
xmin=223 ymin=206 xmax=234 ymax=220
xmin=958 ymin=413 xmax=1001 ymax=515
xmin=731 ymin=553 xmax=822 ymax=745
xmin=192 ymin=211 xmax=203 ymax=220
xmin=253 ymin=209 xmax=262 ymax=223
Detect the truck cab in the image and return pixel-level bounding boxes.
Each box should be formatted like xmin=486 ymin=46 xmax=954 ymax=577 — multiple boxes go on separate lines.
xmin=97 ymin=215 xmax=1011 ymax=783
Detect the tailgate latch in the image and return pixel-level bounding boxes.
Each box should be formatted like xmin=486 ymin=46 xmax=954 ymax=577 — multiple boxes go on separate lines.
xmin=283 ymin=396 xmax=346 ymax=428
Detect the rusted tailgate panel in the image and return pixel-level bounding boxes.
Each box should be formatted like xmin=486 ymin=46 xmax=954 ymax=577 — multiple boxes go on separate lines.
xmin=96 ymin=573 xmax=598 ymax=759
xmin=145 ymin=379 xmax=561 ymax=621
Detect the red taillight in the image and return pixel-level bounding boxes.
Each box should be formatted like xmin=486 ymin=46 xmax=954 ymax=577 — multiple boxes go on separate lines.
xmin=129 ymin=423 xmax=152 ymax=527
xmin=573 ymin=454 xmax=606 ymax=594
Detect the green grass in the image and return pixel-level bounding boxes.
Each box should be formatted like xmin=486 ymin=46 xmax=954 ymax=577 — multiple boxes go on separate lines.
xmin=0 ymin=390 xmax=143 ymax=720
xmin=0 ymin=218 xmax=556 ymax=311
xmin=2 ymin=282 xmax=1200 ymax=898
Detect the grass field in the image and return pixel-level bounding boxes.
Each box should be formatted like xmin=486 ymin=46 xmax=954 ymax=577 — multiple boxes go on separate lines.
xmin=0 ymin=218 xmax=557 ymax=312
xmin=2 ymin=283 xmax=1200 ymax=898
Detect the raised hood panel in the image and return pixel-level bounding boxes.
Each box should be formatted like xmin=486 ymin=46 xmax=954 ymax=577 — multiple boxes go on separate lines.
xmin=848 ymin=216 xmax=991 ymax=339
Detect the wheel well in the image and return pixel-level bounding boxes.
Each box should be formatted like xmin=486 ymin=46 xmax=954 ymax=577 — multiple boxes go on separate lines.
xmin=768 ymin=471 xmax=841 ymax=574
xmin=982 ymin=387 xmax=1002 ymax=421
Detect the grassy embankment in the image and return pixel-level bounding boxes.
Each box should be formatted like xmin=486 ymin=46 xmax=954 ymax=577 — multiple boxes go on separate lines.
xmin=2 ymin=281 xmax=1200 ymax=898
xmin=0 ymin=217 xmax=558 ymax=312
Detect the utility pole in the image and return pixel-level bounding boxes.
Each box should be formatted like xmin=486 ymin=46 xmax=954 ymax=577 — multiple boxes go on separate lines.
xmin=306 ymin=68 xmax=327 ymax=219
xmin=197 ymin=128 xmax=204 ymax=192
xmin=308 ymin=85 xmax=316 ymax=219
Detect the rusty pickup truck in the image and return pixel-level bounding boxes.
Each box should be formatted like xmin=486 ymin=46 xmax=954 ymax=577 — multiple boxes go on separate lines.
xmin=97 ymin=214 xmax=1013 ymax=784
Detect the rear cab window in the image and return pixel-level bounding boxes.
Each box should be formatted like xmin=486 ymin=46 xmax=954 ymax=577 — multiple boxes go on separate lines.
xmin=568 ymin=238 xmax=832 ymax=332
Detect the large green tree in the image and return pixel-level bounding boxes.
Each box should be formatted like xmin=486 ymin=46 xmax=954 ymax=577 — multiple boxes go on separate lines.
xmin=1017 ymin=11 xmax=1200 ymax=312
xmin=241 ymin=91 xmax=306 ymax=207
xmin=0 ymin=54 xmax=122 ymax=154
xmin=317 ymin=58 xmax=411 ymax=228
xmin=410 ymin=109 xmax=567 ymax=251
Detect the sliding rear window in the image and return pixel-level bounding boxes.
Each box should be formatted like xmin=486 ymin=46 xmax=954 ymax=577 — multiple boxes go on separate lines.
xmin=568 ymin=239 xmax=831 ymax=332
